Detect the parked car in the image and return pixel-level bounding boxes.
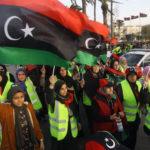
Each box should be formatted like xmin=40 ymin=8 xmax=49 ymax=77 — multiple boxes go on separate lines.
xmin=123 ymin=49 xmax=150 ymax=68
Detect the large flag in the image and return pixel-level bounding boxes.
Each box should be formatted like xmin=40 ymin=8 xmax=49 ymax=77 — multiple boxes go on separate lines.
xmin=0 ymin=0 xmax=88 ymax=67
xmin=124 ymin=17 xmax=130 ymax=21
xmin=74 ymin=20 xmax=110 ymax=66
xmin=140 ymin=13 xmax=147 ymax=18
xmin=131 ymin=15 xmax=139 ymax=19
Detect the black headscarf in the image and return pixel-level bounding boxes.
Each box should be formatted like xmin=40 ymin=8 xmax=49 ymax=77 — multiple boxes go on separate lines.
xmin=56 ymin=67 xmax=75 ymax=88
xmin=0 ymin=71 xmax=8 ymax=90
xmin=7 ymin=85 xmax=37 ymax=149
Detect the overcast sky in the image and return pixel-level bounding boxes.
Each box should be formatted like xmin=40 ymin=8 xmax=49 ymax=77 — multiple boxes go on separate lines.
xmin=59 ymin=0 xmax=150 ymax=26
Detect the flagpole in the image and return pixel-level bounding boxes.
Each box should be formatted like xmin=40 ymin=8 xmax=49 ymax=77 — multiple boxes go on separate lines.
xmin=52 ymin=65 xmax=56 ymax=75
xmin=139 ymin=14 xmax=141 ymax=42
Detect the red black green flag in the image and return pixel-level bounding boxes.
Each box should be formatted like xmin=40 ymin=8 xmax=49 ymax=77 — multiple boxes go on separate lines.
xmin=140 ymin=13 xmax=147 ymax=18
xmin=131 ymin=15 xmax=139 ymax=19
xmin=124 ymin=17 xmax=130 ymax=21
xmin=74 ymin=20 xmax=110 ymax=66
xmin=0 ymin=0 xmax=88 ymax=67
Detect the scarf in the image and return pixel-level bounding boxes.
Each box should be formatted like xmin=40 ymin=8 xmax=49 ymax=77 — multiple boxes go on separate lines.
xmin=13 ymin=104 xmax=37 ymax=149
xmin=58 ymin=92 xmax=74 ymax=107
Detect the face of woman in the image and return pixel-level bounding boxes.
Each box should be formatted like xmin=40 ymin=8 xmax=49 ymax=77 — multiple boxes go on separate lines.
xmin=122 ymin=58 xmax=127 ymax=65
xmin=0 ymin=75 xmax=2 ymax=82
xmin=93 ymin=64 xmax=100 ymax=73
xmin=60 ymin=67 xmax=67 ymax=77
xmin=17 ymin=71 xmax=26 ymax=81
xmin=113 ymin=61 xmax=119 ymax=70
xmin=59 ymin=84 xmax=68 ymax=97
xmin=0 ymin=66 xmax=4 ymax=72
xmin=104 ymin=86 xmax=113 ymax=95
xmin=12 ymin=92 xmax=25 ymax=107
xmin=128 ymin=73 xmax=137 ymax=83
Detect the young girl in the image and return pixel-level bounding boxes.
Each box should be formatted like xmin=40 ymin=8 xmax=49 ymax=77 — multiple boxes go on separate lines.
xmin=46 ymin=75 xmax=80 ymax=150
xmin=15 ymin=68 xmax=42 ymax=111
xmin=0 ymin=85 xmax=44 ymax=150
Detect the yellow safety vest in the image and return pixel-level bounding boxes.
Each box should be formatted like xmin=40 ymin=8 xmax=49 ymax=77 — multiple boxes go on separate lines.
xmin=144 ymin=81 xmax=150 ymax=129
xmin=121 ymin=80 xmax=142 ymax=122
xmin=0 ymin=81 xmax=13 ymax=102
xmin=25 ymin=77 xmax=42 ymax=110
xmin=48 ymin=100 xmax=78 ymax=141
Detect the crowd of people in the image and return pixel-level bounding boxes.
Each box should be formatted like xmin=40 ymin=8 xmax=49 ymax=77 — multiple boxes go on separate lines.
xmin=0 ymin=45 xmax=150 ymax=150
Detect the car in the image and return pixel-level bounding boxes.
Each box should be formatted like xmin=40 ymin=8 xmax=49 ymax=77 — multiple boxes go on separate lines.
xmin=123 ymin=49 xmax=150 ymax=68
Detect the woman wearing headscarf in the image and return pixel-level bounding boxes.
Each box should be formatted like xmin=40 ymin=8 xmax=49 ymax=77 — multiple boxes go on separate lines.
xmin=91 ymin=79 xmax=126 ymax=142
xmin=0 ymin=85 xmax=44 ymax=150
xmin=46 ymin=75 xmax=80 ymax=150
xmin=105 ymin=54 xmax=125 ymax=87
xmin=15 ymin=68 xmax=42 ymax=111
xmin=119 ymin=57 xmax=128 ymax=73
xmin=0 ymin=64 xmax=15 ymax=82
xmin=0 ymin=71 xmax=13 ymax=102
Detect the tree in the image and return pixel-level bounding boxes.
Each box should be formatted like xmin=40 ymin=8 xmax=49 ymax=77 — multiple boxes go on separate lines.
xmin=94 ymin=0 xmax=97 ymax=21
xmin=82 ymin=0 xmax=87 ymax=14
xmin=70 ymin=0 xmax=82 ymax=11
xmin=98 ymin=0 xmax=121 ymax=35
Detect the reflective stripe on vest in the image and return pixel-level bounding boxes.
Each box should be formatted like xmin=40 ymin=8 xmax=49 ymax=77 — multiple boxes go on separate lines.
xmin=121 ymin=80 xmax=141 ymax=122
xmin=48 ymin=100 xmax=78 ymax=141
xmin=25 ymin=77 xmax=42 ymax=110
xmin=83 ymin=90 xmax=92 ymax=106
xmin=0 ymin=81 xmax=13 ymax=102
xmin=144 ymin=105 xmax=150 ymax=129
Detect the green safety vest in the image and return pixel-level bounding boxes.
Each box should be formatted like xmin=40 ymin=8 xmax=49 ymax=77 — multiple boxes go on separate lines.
xmin=0 ymin=81 xmax=13 ymax=102
xmin=120 ymin=65 xmax=125 ymax=73
xmin=83 ymin=90 xmax=92 ymax=106
xmin=48 ymin=100 xmax=78 ymax=141
xmin=25 ymin=77 xmax=42 ymax=110
xmin=121 ymin=80 xmax=142 ymax=122
xmin=6 ymin=72 xmax=10 ymax=81
xmin=144 ymin=81 xmax=150 ymax=129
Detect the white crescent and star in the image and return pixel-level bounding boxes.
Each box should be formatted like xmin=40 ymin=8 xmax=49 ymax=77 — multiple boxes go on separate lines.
xmin=104 ymin=138 xmax=116 ymax=149
xmin=4 ymin=16 xmax=35 ymax=41
xmin=85 ymin=38 xmax=101 ymax=49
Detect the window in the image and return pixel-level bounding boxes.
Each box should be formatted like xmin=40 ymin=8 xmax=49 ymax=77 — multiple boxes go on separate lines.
xmin=123 ymin=53 xmax=144 ymax=66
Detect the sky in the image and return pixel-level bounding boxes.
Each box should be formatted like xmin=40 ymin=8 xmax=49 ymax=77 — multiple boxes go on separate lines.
xmin=59 ymin=0 xmax=150 ymax=26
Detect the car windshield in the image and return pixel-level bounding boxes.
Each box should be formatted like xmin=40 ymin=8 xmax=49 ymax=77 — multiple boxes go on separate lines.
xmin=123 ymin=53 xmax=144 ymax=66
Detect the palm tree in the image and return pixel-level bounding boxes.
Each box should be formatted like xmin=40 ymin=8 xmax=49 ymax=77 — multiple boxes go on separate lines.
xmin=82 ymin=0 xmax=87 ymax=14
xmin=94 ymin=0 xmax=97 ymax=21
xmin=70 ymin=0 xmax=82 ymax=11
xmin=98 ymin=0 xmax=121 ymax=37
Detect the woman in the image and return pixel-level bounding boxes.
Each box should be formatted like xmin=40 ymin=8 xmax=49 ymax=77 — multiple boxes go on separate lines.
xmin=105 ymin=54 xmax=125 ymax=87
xmin=91 ymin=79 xmax=126 ymax=142
xmin=15 ymin=68 xmax=42 ymax=111
xmin=0 ymin=85 xmax=44 ymax=150
xmin=81 ymin=63 xmax=103 ymax=106
xmin=119 ymin=57 xmax=128 ymax=73
xmin=0 ymin=64 xmax=15 ymax=82
xmin=46 ymin=75 xmax=80 ymax=150
xmin=0 ymin=71 xmax=13 ymax=102
xmin=56 ymin=67 xmax=80 ymax=94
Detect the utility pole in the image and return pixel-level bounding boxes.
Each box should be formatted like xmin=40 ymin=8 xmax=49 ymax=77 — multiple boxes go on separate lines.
xmin=110 ymin=0 xmax=113 ymax=38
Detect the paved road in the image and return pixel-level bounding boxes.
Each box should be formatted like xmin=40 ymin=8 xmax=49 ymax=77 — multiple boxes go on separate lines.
xmin=135 ymin=115 xmax=150 ymax=150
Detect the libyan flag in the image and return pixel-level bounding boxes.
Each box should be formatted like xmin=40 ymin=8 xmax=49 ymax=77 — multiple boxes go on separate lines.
xmin=131 ymin=15 xmax=139 ymax=19
xmin=0 ymin=0 xmax=88 ymax=68
xmin=74 ymin=20 xmax=110 ymax=66
xmin=124 ymin=17 xmax=130 ymax=21
xmin=140 ymin=13 xmax=147 ymax=18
